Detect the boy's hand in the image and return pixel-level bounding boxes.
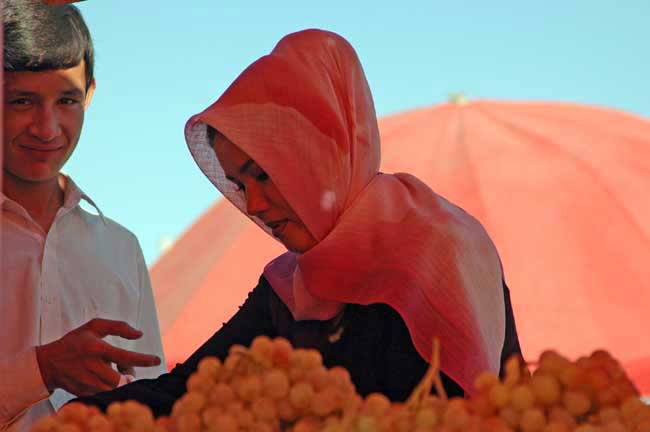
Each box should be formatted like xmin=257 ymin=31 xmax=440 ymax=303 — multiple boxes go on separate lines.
xmin=35 ymin=318 xmax=161 ymax=396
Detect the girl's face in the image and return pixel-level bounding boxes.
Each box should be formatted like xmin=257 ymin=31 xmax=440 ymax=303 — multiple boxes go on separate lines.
xmin=213 ymin=133 xmax=319 ymax=253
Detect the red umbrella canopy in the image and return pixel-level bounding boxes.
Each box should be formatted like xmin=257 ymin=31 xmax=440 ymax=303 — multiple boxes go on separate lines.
xmin=151 ymin=101 xmax=650 ymax=392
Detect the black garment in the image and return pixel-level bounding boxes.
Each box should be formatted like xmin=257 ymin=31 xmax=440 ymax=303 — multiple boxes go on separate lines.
xmin=74 ymin=276 xmax=521 ymax=417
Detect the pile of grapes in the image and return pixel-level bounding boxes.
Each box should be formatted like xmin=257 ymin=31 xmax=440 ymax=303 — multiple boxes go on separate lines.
xmin=31 ymin=336 xmax=649 ymax=432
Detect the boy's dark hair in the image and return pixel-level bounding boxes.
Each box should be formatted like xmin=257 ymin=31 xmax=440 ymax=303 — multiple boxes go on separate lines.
xmin=3 ymin=0 xmax=95 ymax=90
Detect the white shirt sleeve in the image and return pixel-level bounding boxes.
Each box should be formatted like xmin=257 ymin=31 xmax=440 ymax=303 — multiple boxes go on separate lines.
xmin=131 ymin=242 xmax=167 ymax=380
xmin=0 ymin=348 xmax=50 ymax=427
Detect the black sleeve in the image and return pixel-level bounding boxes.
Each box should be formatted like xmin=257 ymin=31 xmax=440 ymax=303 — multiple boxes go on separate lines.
xmin=499 ymin=278 xmax=523 ymax=376
xmin=377 ymin=305 xmax=465 ymax=401
xmin=72 ymin=276 xmax=275 ymax=417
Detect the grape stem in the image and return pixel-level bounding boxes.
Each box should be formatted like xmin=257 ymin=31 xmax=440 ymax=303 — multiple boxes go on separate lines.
xmin=406 ymin=338 xmax=447 ymax=410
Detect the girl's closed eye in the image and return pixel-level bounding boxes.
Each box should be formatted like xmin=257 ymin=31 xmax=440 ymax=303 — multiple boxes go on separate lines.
xmin=226 ymin=176 xmax=245 ymax=191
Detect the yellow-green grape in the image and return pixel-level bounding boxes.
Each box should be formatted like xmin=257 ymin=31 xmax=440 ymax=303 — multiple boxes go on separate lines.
xmin=511 ymin=385 xmax=536 ymax=411
xmin=563 ymin=391 xmax=591 ymax=417
xmin=262 ymin=368 xmax=291 ymax=400
xmin=538 ymin=351 xmax=571 ymax=377
xmin=596 ymin=386 xmax=619 ymax=407
xmin=57 ymin=402 xmax=91 ymax=425
xmin=499 ymin=405 xmax=521 ymax=428
xmin=87 ymin=414 xmax=112 ymax=432
xmin=355 ymin=415 xmax=379 ymax=432
xmin=236 ymin=374 xmax=263 ymax=401
xmin=209 ymin=382 xmax=236 ymax=405
xmin=635 ymin=420 xmax=650 ymax=432
xmin=598 ymin=407 xmax=622 ymax=424
xmin=480 ymin=416 xmax=512 ymax=432
xmin=311 ymin=387 xmax=339 ymax=417
xmin=543 ymin=422 xmax=571 ymax=432
xmin=306 ymin=368 xmax=330 ymax=392
xmin=197 ymin=356 xmax=222 ymax=379
xmin=111 ymin=401 xmax=155 ymax=432
xmin=558 ymin=363 xmax=580 ymax=389
xmin=172 ymin=392 xmax=206 ymax=416
xmin=277 ymin=399 xmax=298 ymax=422
xmin=613 ymin=379 xmax=640 ymax=404
xmin=489 ymin=383 xmax=512 ymax=408
xmin=471 ymin=393 xmax=496 ymax=417
xmin=290 ymin=382 xmax=316 ymax=410
xmin=175 ymin=413 xmax=201 ymax=432
xmin=293 ymin=417 xmax=322 ymax=432
xmin=415 ymin=407 xmax=439 ymax=428
xmin=321 ymin=417 xmax=346 ymax=432
xmin=250 ymin=335 xmax=274 ymax=366
xmin=520 ymin=408 xmax=546 ymax=432
xmin=223 ymin=351 xmax=241 ymax=374
xmin=504 ymin=356 xmax=522 ymax=387
xmin=303 ymin=350 xmax=324 ymax=371
xmin=58 ymin=425 xmax=82 ymax=432
xmin=237 ymin=409 xmax=256 ymax=429
xmin=363 ymin=393 xmax=391 ymax=417
xmin=589 ymin=368 xmax=612 ymax=393
xmin=573 ymin=425 xmax=601 ymax=432
xmin=228 ymin=343 xmax=247 ymax=356
xmin=209 ymin=413 xmax=239 ymax=432
xmin=620 ymin=396 xmax=644 ymax=423
xmin=250 ymin=422 xmax=275 ymax=432
xmin=601 ymin=420 xmax=627 ymax=432
xmin=387 ymin=405 xmax=414 ymax=432
xmin=154 ymin=416 xmax=172 ymax=432
xmin=475 ymin=371 xmax=500 ymax=393
xmin=530 ymin=374 xmax=561 ymax=406
xmin=186 ymin=371 xmax=215 ymax=394
xmin=225 ymin=400 xmax=245 ymax=417
xmin=444 ymin=398 xmax=471 ymax=429
xmin=201 ymin=406 xmax=223 ymax=426
xmin=547 ymin=407 xmax=576 ymax=430
xmin=106 ymin=401 xmax=124 ymax=419
xmin=271 ymin=337 xmax=293 ymax=369
xmin=328 ymin=367 xmax=354 ymax=393
xmin=252 ymin=396 xmax=278 ymax=422
xmin=420 ymin=395 xmax=446 ymax=411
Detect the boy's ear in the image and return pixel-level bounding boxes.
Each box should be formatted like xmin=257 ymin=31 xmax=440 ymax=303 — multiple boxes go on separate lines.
xmin=84 ymin=79 xmax=96 ymax=111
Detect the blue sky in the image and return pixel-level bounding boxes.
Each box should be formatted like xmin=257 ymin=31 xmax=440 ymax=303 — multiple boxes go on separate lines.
xmin=65 ymin=1 xmax=650 ymax=265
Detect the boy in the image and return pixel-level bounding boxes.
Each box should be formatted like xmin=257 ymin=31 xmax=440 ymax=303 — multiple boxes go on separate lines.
xmin=1 ymin=1 xmax=166 ymax=430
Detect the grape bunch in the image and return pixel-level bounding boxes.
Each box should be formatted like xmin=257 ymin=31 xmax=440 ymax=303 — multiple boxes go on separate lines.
xmin=466 ymin=350 xmax=645 ymax=432
xmin=167 ymin=336 xmax=358 ymax=432
xmin=30 ymin=400 xmax=164 ymax=432
xmin=30 ymin=337 xmax=648 ymax=432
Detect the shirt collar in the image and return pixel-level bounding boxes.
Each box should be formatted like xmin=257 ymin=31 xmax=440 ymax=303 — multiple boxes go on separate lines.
xmin=59 ymin=174 xmax=107 ymax=224
xmin=1 ymin=174 xmax=107 ymax=225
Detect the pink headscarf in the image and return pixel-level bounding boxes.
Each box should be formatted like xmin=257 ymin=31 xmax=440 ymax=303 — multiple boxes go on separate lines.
xmin=185 ymin=29 xmax=505 ymax=394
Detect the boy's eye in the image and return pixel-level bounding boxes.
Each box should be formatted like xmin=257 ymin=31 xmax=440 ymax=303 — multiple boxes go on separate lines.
xmin=59 ymin=98 xmax=80 ymax=105
xmin=9 ymin=98 xmax=32 ymax=105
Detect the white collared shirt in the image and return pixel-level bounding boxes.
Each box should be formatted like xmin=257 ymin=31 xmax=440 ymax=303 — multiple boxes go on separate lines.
xmin=0 ymin=176 xmax=167 ymax=432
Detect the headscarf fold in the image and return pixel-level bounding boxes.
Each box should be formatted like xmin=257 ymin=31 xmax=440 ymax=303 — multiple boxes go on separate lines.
xmin=185 ymin=29 xmax=505 ymax=394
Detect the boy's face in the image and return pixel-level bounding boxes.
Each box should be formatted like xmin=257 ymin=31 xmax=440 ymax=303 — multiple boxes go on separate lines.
xmin=3 ymin=61 xmax=95 ymax=183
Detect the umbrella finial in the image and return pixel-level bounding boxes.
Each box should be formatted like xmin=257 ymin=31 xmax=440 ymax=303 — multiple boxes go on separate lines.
xmin=448 ymin=92 xmax=469 ymax=105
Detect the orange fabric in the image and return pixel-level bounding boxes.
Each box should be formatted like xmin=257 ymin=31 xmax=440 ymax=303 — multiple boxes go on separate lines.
xmin=184 ymin=29 xmax=506 ymax=393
